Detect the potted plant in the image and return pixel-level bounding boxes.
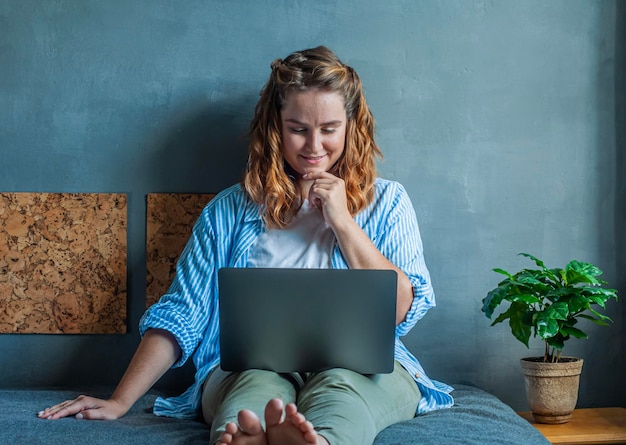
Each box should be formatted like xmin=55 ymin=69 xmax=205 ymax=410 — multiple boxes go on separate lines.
xmin=481 ymin=253 xmax=618 ymax=424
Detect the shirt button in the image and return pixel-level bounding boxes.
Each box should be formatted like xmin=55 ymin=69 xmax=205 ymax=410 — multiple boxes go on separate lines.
xmin=415 ymin=373 xmax=421 ymax=379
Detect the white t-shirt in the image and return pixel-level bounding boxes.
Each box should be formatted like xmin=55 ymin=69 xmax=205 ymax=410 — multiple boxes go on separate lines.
xmin=247 ymin=200 xmax=335 ymax=269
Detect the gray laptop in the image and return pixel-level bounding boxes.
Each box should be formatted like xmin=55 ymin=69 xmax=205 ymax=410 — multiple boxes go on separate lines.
xmin=218 ymin=268 xmax=397 ymax=374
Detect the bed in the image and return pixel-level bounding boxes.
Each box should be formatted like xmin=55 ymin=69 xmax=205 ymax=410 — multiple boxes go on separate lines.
xmin=2 ymin=383 xmax=550 ymax=444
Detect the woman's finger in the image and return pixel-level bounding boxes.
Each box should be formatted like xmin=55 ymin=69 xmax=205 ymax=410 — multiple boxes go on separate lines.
xmin=38 ymin=395 xmax=100 ymax=420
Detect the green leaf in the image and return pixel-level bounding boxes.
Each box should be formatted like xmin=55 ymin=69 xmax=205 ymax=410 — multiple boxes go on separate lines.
xmin=565 ymin=260 xmax=603 ymax=286
xmin=510 ymin=293 xmax=542 ymax=305
xmin=482 ymin=285 xmax=510 ymax=319
xmin=514 ymin=274 xmax=551 ymax=294
xmin=589 ymin=295 xmax=607 ymax=308
xmin=560 ymin=326 xmax=588 ymax=339
xmin=534 ymin=311 xmax=560 ymax=339
xmin=518 ymin=254 xmax=562 ymax=284
xmin=546 ymin=302 xmax=569 ymax=320
xmin=543 ymin=268 xmax=563 ymax=286
xmin=581 ymin=286 xmax=618 ymax=301
xmin=515 ymin=274 xmax=544 ymax=286
xmin=493 ymin=268 xmax=513 ymax=279
xmin=546 ymin=335 xmax=565 ymax=351
xmin=537 ymin=318 xmax=559 ymax=339
xmin=588 ymin=308 xmax=614 ymax=323
xmin=491 ymin=305 xmax=515 ymax=326
xmin=508 ymin=302 xmax=532 ymax=347
xmin=577 ymin=313 xmax=611 ymax=327
xmin=561 ymin=317 xmax=578 ymax=327
xmin=566 ymin=294 xmax=591 ymax=314
xmin=519 ymin=253 xmax=546 ymax=269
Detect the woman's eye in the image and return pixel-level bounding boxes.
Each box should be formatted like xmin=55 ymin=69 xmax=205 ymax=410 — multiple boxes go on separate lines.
xmin=322 ymin=128 xmax=336 ymax=133
xmin=290 ymin=128 xmax=306 ymax=133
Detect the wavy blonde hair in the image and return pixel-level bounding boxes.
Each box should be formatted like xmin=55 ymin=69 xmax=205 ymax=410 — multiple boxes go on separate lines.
xmin=243 ymin=46 xmax=382 ymax=228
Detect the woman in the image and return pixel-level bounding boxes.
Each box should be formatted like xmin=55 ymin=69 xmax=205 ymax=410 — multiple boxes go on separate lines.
xmin=38 ymin=46 xmax=453 ymax=445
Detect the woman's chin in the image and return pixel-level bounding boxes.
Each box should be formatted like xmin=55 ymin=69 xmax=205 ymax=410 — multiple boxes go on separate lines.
xmin=301 ymin=164 xmax=330 ymax=175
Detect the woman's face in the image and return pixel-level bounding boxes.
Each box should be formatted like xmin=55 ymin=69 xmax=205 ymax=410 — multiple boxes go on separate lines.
xmin=280 ymin=89 xmax=347 ymax=179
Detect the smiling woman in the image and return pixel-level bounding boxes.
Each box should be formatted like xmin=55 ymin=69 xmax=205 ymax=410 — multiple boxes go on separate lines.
xmin=37 ymin=46 xmax=452 ymax=445
xmin=280 ymin=89 xmax=347 ymax=186
xmin=244 ymin=46 xmax=382 ymax=229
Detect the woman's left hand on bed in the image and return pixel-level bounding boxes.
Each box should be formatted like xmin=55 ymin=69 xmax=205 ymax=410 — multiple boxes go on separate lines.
xmin=37 ymin=395 xmax=128 ymax=420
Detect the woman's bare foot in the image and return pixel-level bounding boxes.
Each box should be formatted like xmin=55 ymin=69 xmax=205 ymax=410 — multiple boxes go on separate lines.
xmin=217 ymin=399 xmax=328 ymax=445
xmin=266 ymin=399 xmax=328 ymax=445
xmin=217 ymin=409 xmax=267 ymax=445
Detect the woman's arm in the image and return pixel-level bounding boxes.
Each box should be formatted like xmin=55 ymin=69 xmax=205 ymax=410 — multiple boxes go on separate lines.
xmin=305 ymin=172 xmax=414 ymax=325
xmin=38 ymin=328 xmax=181 ymax=420
xmin=332 ymin=215 xmax=414 ymax=325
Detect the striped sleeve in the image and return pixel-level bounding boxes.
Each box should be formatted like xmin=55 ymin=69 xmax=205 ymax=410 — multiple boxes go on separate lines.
xmin=372 ymin=179 xmax=454 ymax=413
xmin=374 ymin=181 xmax=435 ymax=337
xmin=139 ymin=205 xmax=220 ymax=367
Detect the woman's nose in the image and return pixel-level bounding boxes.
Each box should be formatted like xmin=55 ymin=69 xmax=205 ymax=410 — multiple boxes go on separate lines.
xmin=307 ymin=131 xmax=321 ymax=150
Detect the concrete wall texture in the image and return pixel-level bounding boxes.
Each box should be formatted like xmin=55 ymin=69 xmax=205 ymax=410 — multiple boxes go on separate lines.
xmin=0 ymin=0 xmax=623 ymax=411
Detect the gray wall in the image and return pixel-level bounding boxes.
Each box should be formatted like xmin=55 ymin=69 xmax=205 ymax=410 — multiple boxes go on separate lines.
xmin=1 ymin=0 xmax=623 ymax=411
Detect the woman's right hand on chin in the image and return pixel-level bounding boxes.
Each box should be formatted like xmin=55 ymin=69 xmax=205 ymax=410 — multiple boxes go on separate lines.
xmin=37 ymin=395 xmax=129 ymax=420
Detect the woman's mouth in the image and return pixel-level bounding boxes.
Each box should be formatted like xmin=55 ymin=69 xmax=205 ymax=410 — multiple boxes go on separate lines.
xmin=301 ymin=154 xmax=326 ymax=165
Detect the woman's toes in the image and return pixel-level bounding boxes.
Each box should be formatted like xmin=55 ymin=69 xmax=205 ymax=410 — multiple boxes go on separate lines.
xmin=224 ymin=422 xmax=239 ymax=435
xmin=264 ymin=398 xmax=285 ymax=427
xmin=237 ymin=409 xmax=264 ymax=435
xmin=284 ymin=403 xmax=306 ymax=427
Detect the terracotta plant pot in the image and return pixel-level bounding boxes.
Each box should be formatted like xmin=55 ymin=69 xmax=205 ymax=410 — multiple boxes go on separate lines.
xmin=520 ymin=356 xmax=584 ymax=424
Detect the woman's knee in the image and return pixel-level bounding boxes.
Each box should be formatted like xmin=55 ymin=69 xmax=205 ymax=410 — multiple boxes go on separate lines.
xmin=202 ymin=368 xmax=297 ymax=425
xmin=302 ymin=368 xmax=366 ymax=397
xmin=232 ymin=369 xmax=289 ymax=388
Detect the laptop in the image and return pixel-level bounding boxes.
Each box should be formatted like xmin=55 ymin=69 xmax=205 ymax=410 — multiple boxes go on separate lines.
xmin=218 ymin=268 xmax=397 ymax=374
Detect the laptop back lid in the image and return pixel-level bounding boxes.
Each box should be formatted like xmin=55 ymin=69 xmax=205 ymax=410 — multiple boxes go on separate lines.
xmin=218 ymin=268 xmax=397 ymax=374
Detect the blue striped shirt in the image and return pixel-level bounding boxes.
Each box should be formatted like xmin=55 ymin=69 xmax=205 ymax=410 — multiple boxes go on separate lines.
xmin=139 ymin=178 xmax=454 ymax=419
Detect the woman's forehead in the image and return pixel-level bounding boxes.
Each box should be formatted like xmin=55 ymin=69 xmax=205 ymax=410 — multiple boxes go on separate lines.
xmin=281 ymin=89 xmax=346 ymax=118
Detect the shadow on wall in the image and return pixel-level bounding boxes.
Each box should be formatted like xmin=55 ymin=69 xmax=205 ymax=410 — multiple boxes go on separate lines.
xmin=616 ymin=0 xmax=626 ymax=281
xmin=576 ymin=1 xmax=625 ymax=409
xmin=615 ymin=0 xmax=626 ymax=405
xmin=146 ymin=86 xmax=259 ymax=193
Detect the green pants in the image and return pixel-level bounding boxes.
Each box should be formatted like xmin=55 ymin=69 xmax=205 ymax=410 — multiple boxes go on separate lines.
xmin=201 ymin=361 xmax=421 ymax=445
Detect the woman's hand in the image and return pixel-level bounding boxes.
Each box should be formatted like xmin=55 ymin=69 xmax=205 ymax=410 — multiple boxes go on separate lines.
xmin=37 ymin=328 xmax=181 ymax=421
xmin=303 ymin=171 xmax=352 ymax=231
xmin=38 ymin=395 xmax=129 ymax=420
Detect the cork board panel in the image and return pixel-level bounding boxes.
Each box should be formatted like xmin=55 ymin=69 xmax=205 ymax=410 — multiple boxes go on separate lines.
xmin=0 ymin=193 xmax=127 ymax=334
xmin=146 ymin=193 xmax=214 ymax=308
